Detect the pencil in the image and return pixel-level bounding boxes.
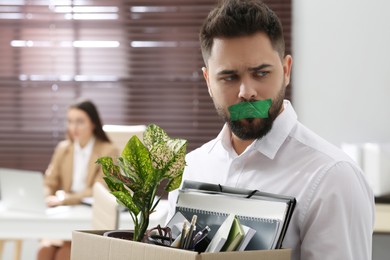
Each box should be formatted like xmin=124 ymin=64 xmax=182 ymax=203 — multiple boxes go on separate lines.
xmin=184 ymin=215 xmax=197 ymax=249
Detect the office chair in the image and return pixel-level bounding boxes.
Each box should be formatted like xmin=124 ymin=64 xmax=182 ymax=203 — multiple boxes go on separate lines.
xmin=91 ymin=182 xmax=119 ymax=230
xmin=0 ymin=239 xmax=22 ymax=260
xmin=103 ymin=124 xmax=146 ymax=152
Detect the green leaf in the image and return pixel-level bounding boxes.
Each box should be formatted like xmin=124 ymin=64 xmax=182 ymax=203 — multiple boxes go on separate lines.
xmin=143 ymin=124 xmax=169 ymax=151
xmin=117 ymin=157 xmax=137 ymax=180
xmin=97 ymin=157 xmax=133 ymax=185
xmin=162 ymin=140 xmax=187 ymax=178
xmin=122 ymin=135 xmax=154 ymax=182
xmin=150 ymin=196 xmax=161 ymax=213
xmin=111 ymin=191 xmax=140 ymax=215
xmin=149 ymin=143 xmax=173 ymax=171
xmin=165 ymin=173 xmax=183 ymax=192
xmin=117 ymin=157 xmax=142 ymax=192
xmin=167 ymin=138 xmax=187 ymax=153
xmin=96 ymin=157 xmax=117 ymax=177
xmin=103 ymin=176 xmax=127 ymax=193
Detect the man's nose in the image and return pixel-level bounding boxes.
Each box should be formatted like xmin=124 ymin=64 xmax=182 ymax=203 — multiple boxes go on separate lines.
xmin=238 ymin=78 xmax=257 ymax=101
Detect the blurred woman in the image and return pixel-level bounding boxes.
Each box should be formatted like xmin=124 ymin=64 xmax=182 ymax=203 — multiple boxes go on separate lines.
xmin=37 ymin=100 xmax=119 ymax=260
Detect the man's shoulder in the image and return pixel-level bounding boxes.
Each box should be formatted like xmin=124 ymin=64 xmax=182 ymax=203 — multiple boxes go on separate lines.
xmin=290 ymin=122 xmax=357 ymax=166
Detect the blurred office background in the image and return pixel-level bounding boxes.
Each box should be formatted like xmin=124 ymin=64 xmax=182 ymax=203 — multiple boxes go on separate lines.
xmin=293 ymin=1 xmax=390 ymax=258
xmin=1 ymin=0 xmax=389 ymax=259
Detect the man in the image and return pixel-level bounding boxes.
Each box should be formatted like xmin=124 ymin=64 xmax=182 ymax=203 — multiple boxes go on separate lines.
xmin=168 ymin=0 xmax=374 ymax=259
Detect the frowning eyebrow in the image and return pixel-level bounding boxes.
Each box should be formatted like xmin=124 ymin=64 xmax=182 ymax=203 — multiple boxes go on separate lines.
xmin=248 ymin=64 xmax=273 ymax=72
xmin=217 ymin=69 xmax=237 ymax=76
xmin=217 ymin=64 xmax=273 ymax=76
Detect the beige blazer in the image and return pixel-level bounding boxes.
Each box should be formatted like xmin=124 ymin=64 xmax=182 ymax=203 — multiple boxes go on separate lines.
xmin=44 ymin=139 xmax=119 ymax=205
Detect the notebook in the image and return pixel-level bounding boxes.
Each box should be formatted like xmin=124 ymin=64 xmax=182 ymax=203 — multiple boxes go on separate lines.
xmin=0 ymin=168 xmax=69 ymax=215
xmin=205 ymin=213 xmax=235 ymax=252
xmin=237 ymin=224 xmax=256 ymax=251
xmin=220 ymin=215 xmax=245 ymax=252
xmin=175 ymin=180 xmax=296 ymax=250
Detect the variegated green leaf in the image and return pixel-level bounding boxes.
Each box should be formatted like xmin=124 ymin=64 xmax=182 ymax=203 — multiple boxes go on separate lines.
xmin=121 ymin=135 xmax=154 ymax=182
xmin=149 ymin=143 xmax=173 ymax=171
xmin=162 ymin=141 xmax=187 ymax=178
xmin=117 ymin=157 xmax=137 ymax=180
xmin=111 ymin=191 xmax=140 ymax=215
xmin=165 ymin=172 xmax=183 ymax=192
xmin=97 ymin=157 xmax=133 ymax=185
xmin=96 ymin=157 xmax=118 ymax=177
xmin=103 ymin=176 xmax=128 ymax=194
xmin=131 ymin=191 xmax=146 ymax=210
xmin=143 ymin=124 xmax=169 ymax=151
xmin=167 ymin=138 xmax=187 ymax=153
xmin=116 ymin=158 xmax=143 ymax=192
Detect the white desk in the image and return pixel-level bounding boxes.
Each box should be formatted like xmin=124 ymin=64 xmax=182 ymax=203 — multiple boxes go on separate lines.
xmin=0 ymin=200 xmax=168 ymax=240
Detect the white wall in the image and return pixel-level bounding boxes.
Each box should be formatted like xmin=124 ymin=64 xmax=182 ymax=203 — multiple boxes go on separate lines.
xmin=292 ymin=0 xmax=390 ymax=146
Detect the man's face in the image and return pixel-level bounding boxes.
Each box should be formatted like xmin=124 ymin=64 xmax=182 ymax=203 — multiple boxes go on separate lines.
xmin=203 ymin=32 xmax=292 ymax=140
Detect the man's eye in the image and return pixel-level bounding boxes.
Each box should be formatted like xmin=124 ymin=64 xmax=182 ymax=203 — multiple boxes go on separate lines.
xmin=255 ymin=71 xmax=270 ymax=77
xmin=222 ymin=75 xmax=237 ymax=81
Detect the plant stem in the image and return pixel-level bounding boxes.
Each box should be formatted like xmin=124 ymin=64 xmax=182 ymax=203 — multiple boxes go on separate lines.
xmin=135 ymin=211 xmax=149 ymax=242
xmin=134 ymin=182 xmax=160 ymax=241
xmin=129 ymin=212 xmax=140 ymax=241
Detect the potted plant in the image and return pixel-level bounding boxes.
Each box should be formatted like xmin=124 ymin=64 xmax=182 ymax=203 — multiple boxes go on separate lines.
xmin=96 ymin=124 xmax=187 ymax=242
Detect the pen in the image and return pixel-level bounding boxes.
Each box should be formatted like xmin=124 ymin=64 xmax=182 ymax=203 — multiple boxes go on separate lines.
xmin=184 ymin=215 xmax=197 ymax=249
xmin=191 ymin=226 xmax=210 ymax=249
xmin=180 ymin=220 xmax=189 ymax=249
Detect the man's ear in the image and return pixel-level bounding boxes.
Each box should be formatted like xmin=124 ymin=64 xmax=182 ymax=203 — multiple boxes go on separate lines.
xmin=202 ymin=66 xmax=213 ymax=97
xmin=283 ymin=55 xmax=293 ymax=87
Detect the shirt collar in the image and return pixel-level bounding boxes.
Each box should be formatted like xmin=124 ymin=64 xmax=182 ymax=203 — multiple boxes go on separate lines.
xmin=207 ymin=100 xmax=298 ymax=159
xmin=253 ymin=100 xmax=297 ymax=159
xmin=74 ymin=137 xmax=96 ymax=155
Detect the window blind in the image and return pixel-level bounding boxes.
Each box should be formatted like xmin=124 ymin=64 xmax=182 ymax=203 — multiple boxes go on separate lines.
xmin=0 ymin=0 xmax=291 ymax=173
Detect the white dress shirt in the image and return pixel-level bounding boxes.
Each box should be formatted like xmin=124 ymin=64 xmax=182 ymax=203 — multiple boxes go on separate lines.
xmin=71 ymin=137 xmax=95 ymax=193
xmin=168 ymin=100 xmax=374 ymax=260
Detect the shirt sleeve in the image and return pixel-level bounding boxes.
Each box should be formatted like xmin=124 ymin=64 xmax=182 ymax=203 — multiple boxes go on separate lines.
xmin=299 ymin=161 xmax=375 ymax=260
xmin=44 ymin=141 xmax=66 ymax=196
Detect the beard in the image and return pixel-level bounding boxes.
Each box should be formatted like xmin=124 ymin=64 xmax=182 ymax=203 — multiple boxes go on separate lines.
xmin=216 ymin=85 xmax=285 ymax=140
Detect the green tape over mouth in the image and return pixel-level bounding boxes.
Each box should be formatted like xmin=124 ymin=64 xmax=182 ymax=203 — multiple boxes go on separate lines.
xmin=228 ymin=99 xmax=272 ymax=121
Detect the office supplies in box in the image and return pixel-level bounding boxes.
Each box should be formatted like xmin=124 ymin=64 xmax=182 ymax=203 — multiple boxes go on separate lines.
xmin=175 ymin=180 xmax=296 ymax=250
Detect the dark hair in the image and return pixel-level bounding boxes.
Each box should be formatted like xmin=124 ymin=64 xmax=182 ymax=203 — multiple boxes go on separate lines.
xmin=68 ymin=99 xmax=111 ymax=142
xmin=199 ymin=0 xmax=285 ymax=65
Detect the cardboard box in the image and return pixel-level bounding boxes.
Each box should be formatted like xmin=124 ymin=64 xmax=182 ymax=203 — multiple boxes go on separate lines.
xmin=71 ymin=230 xmax=291 ymax=260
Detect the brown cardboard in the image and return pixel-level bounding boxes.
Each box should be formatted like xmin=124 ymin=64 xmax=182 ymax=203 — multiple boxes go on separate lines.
xmin=71 ymin=230 xmax=291 ymax=260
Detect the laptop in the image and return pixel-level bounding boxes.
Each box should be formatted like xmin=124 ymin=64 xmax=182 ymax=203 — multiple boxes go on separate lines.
xmin=0 ymin=168 xmax=69 ymax=215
